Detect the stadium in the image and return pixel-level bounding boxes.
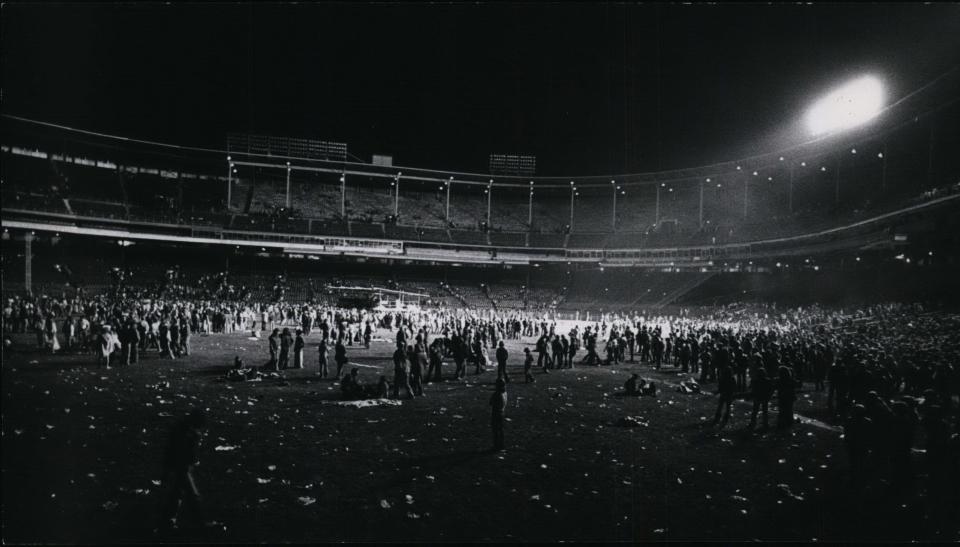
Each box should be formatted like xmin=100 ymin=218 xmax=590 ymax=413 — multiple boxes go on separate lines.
xmin=2 ymin=3 xmax=959 ymax=544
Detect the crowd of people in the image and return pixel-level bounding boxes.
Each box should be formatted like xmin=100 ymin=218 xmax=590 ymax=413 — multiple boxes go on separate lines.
xmin=3 ymin=285 xmax=959 ymax=531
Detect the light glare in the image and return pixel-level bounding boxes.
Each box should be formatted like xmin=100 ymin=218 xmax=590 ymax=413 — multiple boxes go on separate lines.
xmin=806 ymin=75 xmax=884 ymax=136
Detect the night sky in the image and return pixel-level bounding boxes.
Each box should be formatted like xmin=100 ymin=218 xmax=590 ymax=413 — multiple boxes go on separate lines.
xmin=3 ymin=2 xmax=959 ymax=175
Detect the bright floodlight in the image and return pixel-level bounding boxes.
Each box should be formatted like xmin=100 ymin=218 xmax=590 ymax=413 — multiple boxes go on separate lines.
xmin=806 ymin=76 xmax=884 ymax=136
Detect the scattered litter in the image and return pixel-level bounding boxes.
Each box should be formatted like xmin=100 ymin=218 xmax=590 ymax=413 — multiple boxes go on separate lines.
xmin=776 ymin=483 xmax=805 ymax=501
xmin=615 ymin=416 xmax=649 ymax=428
xmin=214 ymin=445 xmax=238 ymax=452
xmin=322 ymin=399 xmax=402 ymax=408
xmin=297 ymin=496 xmax=316 ymax=506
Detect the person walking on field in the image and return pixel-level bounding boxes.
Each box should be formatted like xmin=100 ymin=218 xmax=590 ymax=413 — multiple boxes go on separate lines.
xmin=496 ymin=341 xmax=510 ymax=383
xmin=292 ymin=328 xmax=305 ymax=369
xmin=267 ymin=328 xmax=280 ymax=371
xmin=749 ymin=368 xmax=774 ymax=429
xmin=317 ymin=337 xmax=329 ymax=378
xmin=777 ymin=366 xmax=799 ymax=429
xmin=523 ymin=347 xmax=535 ymax=383
xmin=158 ymin=408 xmax=207 ymax=533
xmin=335 ymin=338 xmax=348 ymax=379
xmin=392 ymin=342 xmax=413 ymax=400
xmin=278 ymin=328 xmax=292 ymax=370
xmin=490 ymin=379 xmax=507 ymax=451
xmin=713 ymin=363 xmax=737 ymax=427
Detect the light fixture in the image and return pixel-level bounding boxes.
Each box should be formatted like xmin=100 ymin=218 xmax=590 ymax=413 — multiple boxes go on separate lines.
xmin=806 ymin=75 xmax=885 ymax=135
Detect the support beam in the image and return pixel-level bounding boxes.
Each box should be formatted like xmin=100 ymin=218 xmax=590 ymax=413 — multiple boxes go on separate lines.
xmin=285 ymin=166 xmax=291 ymax=209
xmin=24 ymin=232 xmax=33 ymax=294
xmin=611 ymin=184 xmax=617 ymax=231
xmin=486 ymin=183 xmax=492 ymax=226
xmin=394 ymin=174 xmax=401 ymax=216
xmin=226 ymin=161 xmax=233 ymax=209
xmin=340 ymin=174 xmax=346 ymax=218
xmin=569 ymin=184 xmax=575 ymax=230
xmin=655 ymin=184 xmax=661 ymax=226
xmin=528 ymin=186 xmax=534 ymax=228
xmin=698 ymin=181 xmax=704 ymax=229
xmin=446 ymin=178 xmax=452 ymax=222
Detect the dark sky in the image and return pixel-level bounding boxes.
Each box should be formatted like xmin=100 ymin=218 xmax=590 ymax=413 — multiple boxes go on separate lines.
xmin=3 ymin=2 xmax=959 ymax=175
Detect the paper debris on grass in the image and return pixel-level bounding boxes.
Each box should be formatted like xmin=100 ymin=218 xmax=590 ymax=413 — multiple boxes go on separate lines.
xmin=776 ymin=483 xmax=805 ymax=501
xmin=214 ymin=445 xmax=238 ymax=451
xmin=298 ymin=496 xmax=316 ymax=506
xmin=323 ymin=399 xmax=402 ymax=408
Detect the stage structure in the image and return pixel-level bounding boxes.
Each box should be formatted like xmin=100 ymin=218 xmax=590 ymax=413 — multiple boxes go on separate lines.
xmin=326 ymin=285 xmax=430 ymax=310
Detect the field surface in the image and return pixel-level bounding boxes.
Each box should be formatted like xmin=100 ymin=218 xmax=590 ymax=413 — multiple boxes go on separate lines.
xmin=2 ymin=328 xmax=955 ymax=543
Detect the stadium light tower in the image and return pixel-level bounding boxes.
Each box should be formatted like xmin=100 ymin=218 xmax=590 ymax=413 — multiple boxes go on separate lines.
xmin=805 ymin=75 xmax=885 ymax=136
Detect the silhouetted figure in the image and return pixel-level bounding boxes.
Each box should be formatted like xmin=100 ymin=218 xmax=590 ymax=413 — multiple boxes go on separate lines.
xmin=490 ymin=378 xmax=507 ymax=451
xmin=713 ymin=364 xmax=737 ymax=427
xmin=776 ymin=366 xmax=798 ymax=429
xmin=158 ymin=408 xmax=206 ymax=532
xmin=749 ymin=368 xmax=773 ymax=429
xmin=496 ymin=341 xmax=510 ymax=383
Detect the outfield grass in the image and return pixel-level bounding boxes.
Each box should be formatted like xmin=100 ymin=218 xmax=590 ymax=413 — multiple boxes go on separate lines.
xmin=1 ymin=328 xmax=954 ymax=543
